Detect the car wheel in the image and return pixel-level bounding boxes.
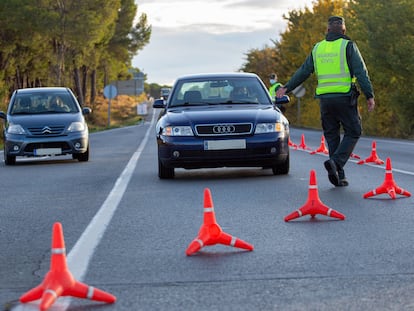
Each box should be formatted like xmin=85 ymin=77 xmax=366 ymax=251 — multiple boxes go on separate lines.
xmin=158 ymin=158 xmax=174 ymax=179
xmin=272 ymin=154 xmax=289 ymax=175
xmin=76 ymin=145 xmax=89 ymax=162
xmin=4 ymin=145 xmax=16 ymax=165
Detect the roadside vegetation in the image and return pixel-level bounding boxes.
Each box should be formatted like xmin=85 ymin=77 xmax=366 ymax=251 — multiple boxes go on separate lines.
xmin=86 ymin=93 xmax=149 ymax=132
xmin=0 ymin=0 xmax=413 ymax=139
xmin=241 ymin=0 xmax=414 ymax=138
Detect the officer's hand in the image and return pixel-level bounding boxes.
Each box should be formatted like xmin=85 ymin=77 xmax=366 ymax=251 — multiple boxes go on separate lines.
xmin=276 ymin=87 xmax=287 ymax=98
xmin=367 ymin=98 xmax=375 ymax=112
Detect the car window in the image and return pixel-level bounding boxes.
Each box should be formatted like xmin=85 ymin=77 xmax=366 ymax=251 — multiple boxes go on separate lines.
xmin=10 ymin=93 xmax=79 ymax=115
xmin=169 ymin=77 xmax=271 ymax=107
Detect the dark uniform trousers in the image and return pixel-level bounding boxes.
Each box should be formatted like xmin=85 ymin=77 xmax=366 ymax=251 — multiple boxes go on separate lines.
xmin=319 ymin=96 xmax=362 ymax=170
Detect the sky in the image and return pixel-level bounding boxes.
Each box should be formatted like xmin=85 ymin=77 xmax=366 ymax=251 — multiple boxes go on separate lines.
xmin=132 ymin=0 xmax=315 ymax=86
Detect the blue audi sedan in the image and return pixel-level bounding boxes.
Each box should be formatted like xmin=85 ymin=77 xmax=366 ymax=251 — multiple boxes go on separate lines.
xmin=153 ymin=72 xmax=290 ymax=179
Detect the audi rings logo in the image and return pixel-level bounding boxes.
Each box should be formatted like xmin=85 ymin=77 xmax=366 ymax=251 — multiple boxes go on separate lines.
xmin=213 ymin=124 xmax=235 ymax=134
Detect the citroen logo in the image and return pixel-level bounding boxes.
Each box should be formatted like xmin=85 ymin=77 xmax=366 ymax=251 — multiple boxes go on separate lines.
xmin=213 ymin=125 xmax=235 ymax=134
xmin=42 ymin=126 xmax=52 ymax=134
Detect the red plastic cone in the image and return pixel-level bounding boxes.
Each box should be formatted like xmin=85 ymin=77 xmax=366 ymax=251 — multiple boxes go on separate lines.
xmin=310 ymin=135 xmax=329 ymax=155
xmin=357 ymin=141 xmax=384 ymax=165
xmin=363 ymin=157 xmax=411 ymax=199
xmin=288 ymin=137 xmax=298 ymax=149
xmin=350 ymin=152 xmax=361 ymax=159
xmin=20 ymin=222 xmax=116 ymax=311
xmin=186 ymin=188 xmax=254 ymax=256
xmin=298 ymin=134 xmax=311 ymax=151
xmin=284 ymin=170 xmax=346 ymax=221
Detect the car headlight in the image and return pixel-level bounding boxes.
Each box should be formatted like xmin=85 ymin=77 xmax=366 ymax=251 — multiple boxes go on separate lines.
xmin=255 ymin=122 xmax=284 ymax=134
xmin=68 ymin=122 xmax=86 ymax=132
xmin=7 ymin=123 xmax=26 ymax=134
xmin=162 ymin=126 xmax=194 ymax=136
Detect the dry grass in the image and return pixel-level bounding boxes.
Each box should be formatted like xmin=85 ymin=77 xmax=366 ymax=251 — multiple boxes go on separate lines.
xmin=87 ymin=94 xmax=148 ymax=131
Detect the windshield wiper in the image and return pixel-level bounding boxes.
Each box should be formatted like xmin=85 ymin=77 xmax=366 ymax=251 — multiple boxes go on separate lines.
xmin=172 ymin=102 xmax=210 ymax=107
xmin=225 ymin=100 xmax=258 ymax=104
xmin=11 ymin=111 xmax=33 ymax=115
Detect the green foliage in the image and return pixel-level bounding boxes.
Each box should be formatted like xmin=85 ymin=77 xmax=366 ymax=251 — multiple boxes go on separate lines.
xmin=349 ymin=0 xmax=414 ymax=137
xmin=240 ymin=45 xmax=282 ymax=86
xmin=241 ymin=0 xmax=414 ymax=138
xmin=277 ymin=0 xmax=348 ymax=128
xmin=0 ymin=0 xmax=151 ymax=109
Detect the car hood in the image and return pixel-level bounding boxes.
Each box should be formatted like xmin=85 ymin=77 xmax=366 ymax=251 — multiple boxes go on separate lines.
xmin=163 ymin=105 xmax=284 ymax=125
xmin=7 ymin=113 xmax=84 ymax=127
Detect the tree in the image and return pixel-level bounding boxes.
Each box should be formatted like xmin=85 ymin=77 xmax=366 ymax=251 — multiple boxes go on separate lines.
xmin=240 ymin=43 xmax=282 ymax=89
xmin=277 ymin=0 xmax=348 ymax=126
xmin=0 ymin=0 xmax=151 ymax=111
xmin=349 ymin=0 xmax=414 ymax=137
xmin=100 ymin=0 xmax=151 ymax=95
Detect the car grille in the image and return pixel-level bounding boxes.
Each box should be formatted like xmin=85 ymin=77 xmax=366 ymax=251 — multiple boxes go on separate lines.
xmin=195 ymin=123 xmax=252 ymax=136
xmin=24 ymin=142 xmax=71 ymax=152
xmin=27 ymin=125 xmax=66 ymax=136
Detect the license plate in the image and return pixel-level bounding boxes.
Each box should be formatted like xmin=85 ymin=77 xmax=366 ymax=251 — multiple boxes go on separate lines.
xmin=204 ymin=139 xmax=246 ymax=150
xmin=34 ymin=148 xmax=62 ymax=156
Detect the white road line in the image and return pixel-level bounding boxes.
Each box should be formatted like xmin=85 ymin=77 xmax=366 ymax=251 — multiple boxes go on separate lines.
xmin=296 ymin=148 xmax=414 ymax=176
xmin=13 ymin=112 xmax=156 ymax=311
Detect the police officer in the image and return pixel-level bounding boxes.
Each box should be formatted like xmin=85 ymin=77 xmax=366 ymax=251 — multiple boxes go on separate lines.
xmin=277 ymin=16 xmax=375 ymax=187
xmin=268 ymin=73 xmax=285 ymax=113
xmin=268 ymin=73 xmax=282 ymax=99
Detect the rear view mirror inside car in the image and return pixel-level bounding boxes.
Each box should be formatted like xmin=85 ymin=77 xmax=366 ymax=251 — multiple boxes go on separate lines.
xmin=210 ymin=80 xmax=229 ymax=88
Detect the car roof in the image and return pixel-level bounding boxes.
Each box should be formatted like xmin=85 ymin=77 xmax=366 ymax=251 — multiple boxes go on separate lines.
xmin=175 ymin=72 xmax=260 ymax=81
xmin=14 ymin=87 xmax=71 ymax=94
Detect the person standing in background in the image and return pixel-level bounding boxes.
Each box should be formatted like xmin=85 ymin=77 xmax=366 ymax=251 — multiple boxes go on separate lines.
xmin=268 ymin=73 xmax=285 ymax=113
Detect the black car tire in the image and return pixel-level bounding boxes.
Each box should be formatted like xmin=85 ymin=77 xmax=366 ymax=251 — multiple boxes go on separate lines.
xmin=158 ymin=158 xmax=174 ymax=179
xmin=4 ymin=146 xmax=16 ymax=165
xmin=76 ymin=145 xmax=89 ymax=162
xmin=272 ymin=154 xmax=289 ymax=175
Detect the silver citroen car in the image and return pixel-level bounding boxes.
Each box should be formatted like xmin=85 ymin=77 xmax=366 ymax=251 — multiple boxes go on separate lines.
xmin=0 ymin=87 xmax=91 ymax=165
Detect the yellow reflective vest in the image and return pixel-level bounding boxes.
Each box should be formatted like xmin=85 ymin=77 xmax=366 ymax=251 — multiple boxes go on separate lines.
xmin=268 ymin=82 xmax=282 ymax=99
xmin=312 ymin=38 xmax=352 ymax=95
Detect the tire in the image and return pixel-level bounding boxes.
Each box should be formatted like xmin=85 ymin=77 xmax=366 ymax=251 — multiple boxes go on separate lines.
xmin=4 ymin=145 xmax=16 ymax=165
xmin=76 ymin=145 xmax=89 ymax=162
xmin=158 ymin=158 xmax=174 ymax=179
xmin=272 ymin=154 xmax=289 ymax=175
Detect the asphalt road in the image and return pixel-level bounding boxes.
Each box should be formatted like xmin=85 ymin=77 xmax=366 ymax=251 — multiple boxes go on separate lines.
xmin=1 ymin=108 xmax=414 ymax=311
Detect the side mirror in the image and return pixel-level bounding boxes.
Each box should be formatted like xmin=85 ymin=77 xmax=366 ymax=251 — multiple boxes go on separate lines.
xmin=153 ymin=98 xmax=166 ymax=109
xmin=275 ymin=95 xmax=290 ymax=105
xmin=82 ymin=107 xmax=92 ymax=115
xmin=0 ymin=111 xmax=6 ymax=120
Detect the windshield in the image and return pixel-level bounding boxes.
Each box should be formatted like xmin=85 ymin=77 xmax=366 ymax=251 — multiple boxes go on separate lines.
xmin=10 ymin=92 xmax=80 ymax=115
xmin=168 ymin=77 xmax=271 ymax=107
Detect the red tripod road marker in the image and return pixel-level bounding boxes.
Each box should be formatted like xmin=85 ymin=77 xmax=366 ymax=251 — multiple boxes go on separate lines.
xmin=363 ymin=157 xmax=411 ymax=199
xmin=284 ymin=170 xmax=346 ymax=221
xmin=298 ymin=134 xmax=312 ymax=151
xmin=350 ymin=152 xmax=361 ymax=159
xmin=288 ymin=137 xmax=298 ymax=149
xmin=186 ymin=188 xmax=254 ymax=256
xmin=357 ymin=140 xmax=384 ymax=165
xmin=310 ymin=135 xmax=329 ymax=155
xmin=20 ymin=222 xmax=116 ymax=311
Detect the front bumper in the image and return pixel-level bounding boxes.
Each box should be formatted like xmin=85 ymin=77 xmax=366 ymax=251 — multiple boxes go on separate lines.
xmin=157 ymin=133 xmax=289 ymax=169
xmin=4 ymin=132 xmax=89 ymax=157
